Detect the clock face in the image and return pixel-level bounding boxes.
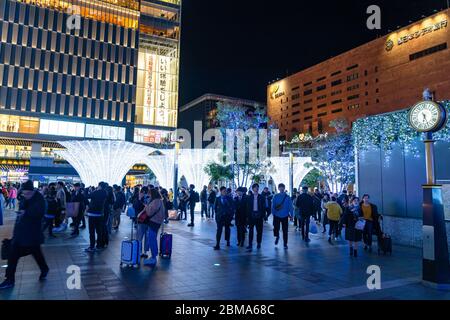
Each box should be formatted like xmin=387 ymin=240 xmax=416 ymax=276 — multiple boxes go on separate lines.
xmin=409 ymin=101 xmax=444 ymax=132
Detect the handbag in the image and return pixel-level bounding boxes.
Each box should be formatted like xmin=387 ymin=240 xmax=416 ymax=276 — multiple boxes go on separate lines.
xmin=138 ymin=201 xmax=162 ymax=224
xmin=65 ymin=202 xmax=80 ymax=218
xmin=1 ymin=238 xmax=11 ymax=260
xmin=355 ymin=219 xmax=366 ymax=231
xmin=274 ymin=194 xmax=288 ymax=212
xmin=309 ymin=218 xmax=318 ymax=234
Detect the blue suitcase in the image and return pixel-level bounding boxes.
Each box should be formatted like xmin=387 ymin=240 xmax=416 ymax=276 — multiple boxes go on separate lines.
xmin=159 ymin=232 xmax=172 ymax=259
xmin=121 ymin=221 xmax=141 ymax=268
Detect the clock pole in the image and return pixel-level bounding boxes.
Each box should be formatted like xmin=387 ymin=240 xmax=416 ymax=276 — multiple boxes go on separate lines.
xmin=420 ymin=90 xmax=450 ymax=289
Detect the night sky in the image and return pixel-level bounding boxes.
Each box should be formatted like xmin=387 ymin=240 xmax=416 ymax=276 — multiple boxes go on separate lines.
xmin=179 ymin=0 xmax=449 ymax=106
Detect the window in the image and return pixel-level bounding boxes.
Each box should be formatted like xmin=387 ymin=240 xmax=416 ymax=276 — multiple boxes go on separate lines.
xmin=304 ymin=108 xmax=313 ymax=112
xmin=331 ymin=99 xmax=342 ymax=105
xmin=292 ymin=103 xmax=300 ymax=108
xmin=304 ymin=89 xmax=313 ymax=96
xmin=347 ymin=94 xmax=359 ymax=101
xmin=317 ymin=103 xmax=327 ymax=109
xmin=347 ymin=84 xmax=359 ymax=91
xmin=317 ymin=94 xmax=327 ymax=100
xmin=316 ymin=84 xmax=326 ymax=91
xmin=348 ymin=104 xmax=360 ymax=110
xmin=292 ymin=111 xmax=300 ymax=116
xmin=332 ymin=108 xmax=342 ymax=114
xmin=304 ymin=116 xmax=313 ymax=120
xmin=292 ymin=86 xmax=300 ymax=91
xmin=347 ymin=73 xmax=359 ymax=81
xmin=292 ymin=119 xmax=300 ymax=123
xmin=318 ymin=112 xmax=327 ymax=117
xmin=410 ymin=43 xmax=447 ymax=61
xmin=331 ymin=79 xmax=342 ymax=87
xmin=303 ymin=81 xmax=312 ymax=87
xmin=304 ymin=99 xmax=313 ymax=104
xmin=317 ymin=76 xmax=326 ymax=82
xmin=331 ymin=70 xmax=341 ymax=77
xmin=292 ymin=93 xmax=300 ymax=100
xmin=331 ymin=90 xmax=342 ymax=96
xmin=346 ymin=64 xmax=358 ymax=71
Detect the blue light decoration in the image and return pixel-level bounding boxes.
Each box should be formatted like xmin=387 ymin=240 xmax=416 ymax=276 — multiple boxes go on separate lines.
xmin=352 ymin=101 xmax=450 ymax=159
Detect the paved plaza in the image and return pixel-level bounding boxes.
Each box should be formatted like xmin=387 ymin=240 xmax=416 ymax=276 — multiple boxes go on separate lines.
xmin=0 ymin=208 xmax=449 ymax=300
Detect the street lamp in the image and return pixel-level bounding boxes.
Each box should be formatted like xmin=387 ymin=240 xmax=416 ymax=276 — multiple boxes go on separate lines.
xmin=172 ymin=136 xmax=184 ymax=210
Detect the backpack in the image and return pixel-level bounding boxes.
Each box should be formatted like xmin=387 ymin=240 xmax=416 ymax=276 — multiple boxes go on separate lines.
xmin=193 ymin=191 xmax=200 ymax=203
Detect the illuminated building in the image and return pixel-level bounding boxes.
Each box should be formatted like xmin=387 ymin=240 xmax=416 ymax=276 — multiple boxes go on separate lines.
xmin=0 ymin=0 xmax=182 ymax=183
xmin=134 ymin=0 xmax=181 ymax=140
xmin=267 ymin=9 xmax=450 ymax=140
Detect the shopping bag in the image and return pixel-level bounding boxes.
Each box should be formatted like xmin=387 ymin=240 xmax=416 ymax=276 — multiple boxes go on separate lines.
xmin=355 ymin=219 xmax=366 ymax=231
xmin=65 ymin=202 xmax=80 ymax=218
xmin=309 ymin=218 xmax=318 ymax=234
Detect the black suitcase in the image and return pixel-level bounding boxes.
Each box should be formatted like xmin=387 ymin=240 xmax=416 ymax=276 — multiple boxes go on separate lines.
xmin=377 ymin=217 xmax=392 ymax=255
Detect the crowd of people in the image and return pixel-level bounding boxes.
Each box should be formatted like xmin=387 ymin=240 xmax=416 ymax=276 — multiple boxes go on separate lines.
xmin=0 ymin=178 xmax=383 ymax=290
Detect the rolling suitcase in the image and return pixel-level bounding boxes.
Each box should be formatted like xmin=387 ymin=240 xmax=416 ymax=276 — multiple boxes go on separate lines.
xmin=121 ymin=220 xmax=141 ymax=268
xmin=377 ymin=217 xmax=392 ymax=255
xmin=159 ymin=224 xmax=172 ymax=259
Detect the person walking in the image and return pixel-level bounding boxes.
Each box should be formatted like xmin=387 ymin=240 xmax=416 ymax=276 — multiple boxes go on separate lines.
xmin=138 ymin=188 xmax=165 ymax=266
xmin=7 ymin=185 xmax=17 ymax=210
xmin=133 ymin=186 xmax=151 ymax=258
xmin=85 ymin=182 xmax=108 ymax=253
xmin=112 ymin=186 xmax=126 ymax=230
xmin=271 ymin=183 xmax=293 ymax=249
xmin=321 ymin=193 xmax=330 ymax=234
xmin=53 ymin=181 xmax=67 ymax=232
xmin=207 ymin=187 xmax=217 ymax=220
xmin=361 ymin=194 xmax=380 ymax=253
xmin=313 ymin=188 xmax=323 ymax=223
xmin=200 ymin=185 xmax=208 ymax=219
xmin=234 ymin=187 xmax=247 ymax=247
xmin=0 ymin=180 xmax=49 ymax=290
xmin=324 ymin=196 xmax=342 ymax=245
xmin=187 ymin=184 xmax=198 ymax=227
xmin=295 ymin=186 xmax=315 ymax=243
xmin=178 ymin=188 xmax=188 ymax=220
xmin=42 ymin=185 xmax=59 ymax=238
xmin=246 ymin=184 xmax=265 ymax=251
xmin=342 ymin=197 xmax=363 ymax=257
xmin=261 ymin=187 xmax=272 ymax=222
xmin=291 ymin=188 xmax=299 ymax=230
xmin=101 ymin=185 xmax=115 ymax=248
xmin=213 ymin=187 xmax=235 ymax=250
xmin=70 ymin=183 xmax=86 ymax=236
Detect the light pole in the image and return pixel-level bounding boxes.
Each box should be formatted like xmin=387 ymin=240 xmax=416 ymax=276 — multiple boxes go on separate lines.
xmin=408 ymin=89 xmax=450 ymax=289
xmin=172 ymin=137 xmax=184 ymax=210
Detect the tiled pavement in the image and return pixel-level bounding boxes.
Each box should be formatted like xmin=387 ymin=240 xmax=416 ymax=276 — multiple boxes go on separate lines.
xmin=0 ymin=208 xmax=449 ymax=300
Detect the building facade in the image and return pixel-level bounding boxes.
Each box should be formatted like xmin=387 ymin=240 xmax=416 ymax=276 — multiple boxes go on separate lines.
xmin=0 ymin=0 xmax=182 ymax=184
xmin=267 ymin=9 xmax=450 ymax=140
xmin=134 ymin=0 xmax=180 ymax=144
xmin=179 ymin=93 xmax=267 ymax=148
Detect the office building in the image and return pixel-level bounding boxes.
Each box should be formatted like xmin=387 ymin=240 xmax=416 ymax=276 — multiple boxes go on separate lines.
xmin=267 ymin=9 xmax=450 ymax=140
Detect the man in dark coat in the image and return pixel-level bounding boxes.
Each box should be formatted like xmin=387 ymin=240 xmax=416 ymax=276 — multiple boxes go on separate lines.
xmin=200 ymin=185 xmax=208 ymax=219
xmin=0 ymin=180 xmax=49 ymax=290
xmin=234 ymin=187 xmax=248 ymax=247
xmin=295 ymin=186 xmax=315 ymax=242
xmin=261 ymin=187 xmax=273 ymax=222
xmin=213 ymin=187 xmax=235 ymax=250
xmin=207 ymin=187 xmax=217 ymax=219
xmin=70 ymin=183 xmax=86 ymax=236
xmin=246 ymin=183 xmax=266 ymax=251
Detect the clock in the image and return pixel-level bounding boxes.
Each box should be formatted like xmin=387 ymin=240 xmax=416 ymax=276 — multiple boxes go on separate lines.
xmin=408 ymin=101 xmax=447 ymax=132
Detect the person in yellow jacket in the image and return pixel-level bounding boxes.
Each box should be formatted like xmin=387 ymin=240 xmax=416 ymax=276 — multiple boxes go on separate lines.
xmin=324 ymin=196 xmax=342 ymax=245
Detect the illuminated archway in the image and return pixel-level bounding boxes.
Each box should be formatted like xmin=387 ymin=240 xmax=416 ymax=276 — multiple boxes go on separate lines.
xmin=56 ymin=140 xmax=155 ymax=187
